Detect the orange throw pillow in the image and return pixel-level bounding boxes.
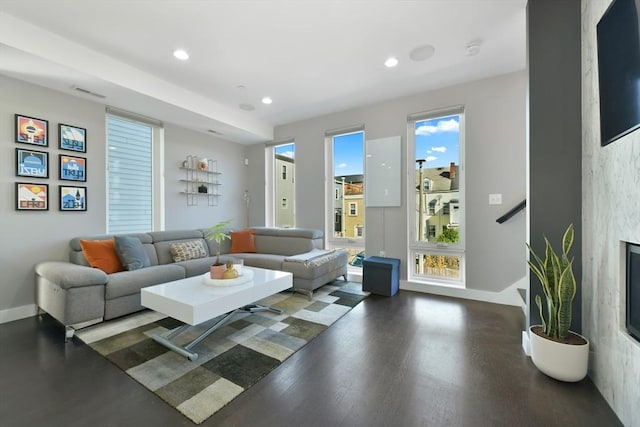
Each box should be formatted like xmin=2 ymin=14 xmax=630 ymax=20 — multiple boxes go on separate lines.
xmin=80 ymin=238 xmax=124 ymax=274
xmin=230 ymin=229 xmax=256 ymax=253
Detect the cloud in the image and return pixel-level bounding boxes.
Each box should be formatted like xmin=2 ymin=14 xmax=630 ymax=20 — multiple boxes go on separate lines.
xmin=337 ymin=162 xmax=347 ymax=168
xmin=431 ymin=146 xmax=446 ymax=153
xmin=425 ymin=156 xmax=438 ymax=162
xmin=415 ymin=118 xmax=459 ymax=136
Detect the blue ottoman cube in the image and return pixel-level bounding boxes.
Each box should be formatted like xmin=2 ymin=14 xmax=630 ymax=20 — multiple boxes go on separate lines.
xmin=362 ymin=256 xmax=400 ymax=296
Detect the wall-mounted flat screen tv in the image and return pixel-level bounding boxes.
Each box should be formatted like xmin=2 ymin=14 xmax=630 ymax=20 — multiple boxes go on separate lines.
xmin=597 ymin=0 xmax=640 ymax=146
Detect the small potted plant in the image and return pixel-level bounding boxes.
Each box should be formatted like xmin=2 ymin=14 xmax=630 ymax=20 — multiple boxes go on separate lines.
xmin=526 ymin=223 xmax=589 ymax=382
xmin=204 ymin=219 xmax=232 ymax=278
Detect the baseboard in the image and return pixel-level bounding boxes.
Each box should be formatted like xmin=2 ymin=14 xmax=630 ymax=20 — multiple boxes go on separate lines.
xmin=0 ymin=304 xmax=38 ymax=324
xmin=400 ymin=276 xmax=526 ymax=307
xmin=522 ymin=330 xmax=530 ymax=356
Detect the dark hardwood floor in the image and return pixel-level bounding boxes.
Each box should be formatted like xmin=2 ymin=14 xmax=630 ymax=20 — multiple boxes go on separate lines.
xmin=0 ymin=290 xmax=621 ymax=427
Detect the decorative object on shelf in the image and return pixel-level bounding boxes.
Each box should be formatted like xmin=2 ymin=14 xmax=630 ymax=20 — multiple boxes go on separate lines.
xmin=15 ymin=114 xmax=48 ymax=146
xmin=527 ymin=223 xmax=589 ymax=382
xmin=59 ymin=123 xmax=86 ymax=152
xmin=59 ymin=185 xmax=87 ymax=211
xmin=15 ymin=182 xmax=49 ymax=211
xmin=16 ymin=148 xmax=48 ymax=178
xmin=181 ymin=155 xmax=221 ymax=206
xmin=204 ymin=219 xmax=233 ymax=267
xmin=197 ymin=158 xmax=208 ymax=170
xmin=59 ymin=154 xmax=86 ymax=182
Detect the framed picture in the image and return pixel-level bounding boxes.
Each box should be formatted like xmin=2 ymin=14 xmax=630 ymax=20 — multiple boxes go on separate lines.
xmin=59 ymin=123 xmax=86 ymax=152
xmin=15 ymin=182 xmax=49 ymax=211
xmin=15 ymin=114 xmax=48 ymax=146
xmin=16 ymin=148 xmax=49 ymax=178
xmin=59 ymin=185 xmax=87 ymax=211
xmin=59 ymin=154 xmax=86 ymax=182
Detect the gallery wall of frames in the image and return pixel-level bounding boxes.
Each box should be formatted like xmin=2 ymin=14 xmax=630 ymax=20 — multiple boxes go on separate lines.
xmin=14 ymin=113 xmax=87 ymax=212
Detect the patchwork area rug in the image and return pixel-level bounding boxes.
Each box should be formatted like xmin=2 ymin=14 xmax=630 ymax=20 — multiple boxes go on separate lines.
xmin=76 ymin=281 xmax=367 ymax=424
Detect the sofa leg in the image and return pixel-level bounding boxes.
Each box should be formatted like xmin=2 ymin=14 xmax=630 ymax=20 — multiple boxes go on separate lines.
xmin=343 ymin=274 xmax=348 ymax=281
xmin=65 ymin=326 xmax=75 ymax=342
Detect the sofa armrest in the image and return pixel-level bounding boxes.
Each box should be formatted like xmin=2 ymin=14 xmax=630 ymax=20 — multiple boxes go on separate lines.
xmin=35 ymin=261 xmax=108 ymax=290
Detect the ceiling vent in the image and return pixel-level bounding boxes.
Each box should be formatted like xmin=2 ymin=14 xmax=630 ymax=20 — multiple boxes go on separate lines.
xmin=72 ymin=86 xmax=106 ymax=99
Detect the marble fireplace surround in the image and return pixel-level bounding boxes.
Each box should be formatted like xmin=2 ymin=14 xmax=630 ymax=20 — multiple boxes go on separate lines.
xmin=582 ymin=1 xmax=640 ymax=425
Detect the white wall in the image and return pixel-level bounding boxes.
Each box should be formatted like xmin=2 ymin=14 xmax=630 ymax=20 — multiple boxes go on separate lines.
xmin=0 ymin=75 xmax=248 ymax=322
xmin=583 ymin=1 xmax=640 ymax=425
xmin=249 ymin=71 xmax=527 ymax=295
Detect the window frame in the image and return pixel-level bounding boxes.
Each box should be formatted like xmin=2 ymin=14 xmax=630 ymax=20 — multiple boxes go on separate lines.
xmin=325 ymin=127 xmax=365 ymax=259
xmin=407 ymin=106 xmax=465 ymax=287
xmin=106 ymin=110 xmax=164 ymax=234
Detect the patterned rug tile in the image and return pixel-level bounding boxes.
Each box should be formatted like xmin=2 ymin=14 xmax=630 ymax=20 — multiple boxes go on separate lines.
xmin=281 ymin=317 xmax=328 ymax=341
xmin=76 ymin=287 xmax=367 ymax=424
xmin=177 ymin=378 xmax=244 ymax=424
xmin=156 ymin=366 xmax=222 ymax=407
xmin=201 ymin=345 xmax=280 ymax=390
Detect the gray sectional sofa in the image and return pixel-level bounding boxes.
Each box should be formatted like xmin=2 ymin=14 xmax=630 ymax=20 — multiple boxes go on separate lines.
xmin=35 ymin=227 xmax=348 ymax=339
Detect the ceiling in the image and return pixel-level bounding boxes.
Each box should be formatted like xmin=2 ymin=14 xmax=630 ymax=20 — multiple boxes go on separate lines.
xmin=0 ymin=1 xmax=527 ymax=144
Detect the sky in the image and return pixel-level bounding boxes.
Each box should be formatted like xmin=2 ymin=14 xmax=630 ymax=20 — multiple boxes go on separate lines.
xmin=275 ymin=143 xmax=294 ymax=159
xmin=333 ymin=132 xmax=364 ymax=176
xmin=276 ymin=115 xmax=459 ymax=176
xmin=415 ymin=115 xmax=460 ymax=169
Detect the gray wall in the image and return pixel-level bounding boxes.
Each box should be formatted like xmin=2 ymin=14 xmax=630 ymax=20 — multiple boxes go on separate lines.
xmin=249 ymin=71 xmax=527 ymax=294
xmin=0 ymin=74 xmax=248 ymax=319
xmin=527 ymin=0 xmax=582 ymax=332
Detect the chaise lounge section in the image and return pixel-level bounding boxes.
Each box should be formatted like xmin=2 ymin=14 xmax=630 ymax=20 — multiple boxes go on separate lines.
xmin=35 ymin=227 xmax=348 ymax=338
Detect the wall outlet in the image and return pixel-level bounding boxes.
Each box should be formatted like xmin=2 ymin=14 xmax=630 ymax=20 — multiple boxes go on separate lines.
xmin=489 ymin=193 xmax=502 ymax=205
xmin=379 ymin=251 xmax=386 ymax=257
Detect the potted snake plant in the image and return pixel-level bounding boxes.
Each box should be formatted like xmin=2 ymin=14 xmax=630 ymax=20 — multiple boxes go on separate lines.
xmin=204 ymin=219 xmax=232 ymax=278
xmin=526 ymin=223 xmax=589 ymax=382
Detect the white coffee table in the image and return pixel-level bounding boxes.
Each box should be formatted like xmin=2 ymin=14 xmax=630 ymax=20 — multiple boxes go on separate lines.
xmin=141 ymin=266 xmax=293 ymax=360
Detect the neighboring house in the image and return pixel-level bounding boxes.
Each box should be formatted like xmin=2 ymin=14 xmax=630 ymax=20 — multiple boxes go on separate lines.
xmin=415 ymin=162 xmax=459 ymax=242
xmin=274 ymin=154 xmax=294 ymax=228
xmin=333 ymin=174 xmax=364 ymax=238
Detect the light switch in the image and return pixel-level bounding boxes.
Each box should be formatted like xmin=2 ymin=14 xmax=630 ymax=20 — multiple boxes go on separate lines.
xmin=489 ymin=193 xmax=502 ymax=205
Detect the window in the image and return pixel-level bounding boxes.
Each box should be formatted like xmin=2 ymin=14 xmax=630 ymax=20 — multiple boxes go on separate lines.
xmin=326 ymin=128 xmax=365 ymax=273
xmin=271 ymin=142 xmax=295 ymax=228
xmin=408 ymin=107 xmax=464 ymax=286
xmin=107 ymin=112 xmax=163 ymax=233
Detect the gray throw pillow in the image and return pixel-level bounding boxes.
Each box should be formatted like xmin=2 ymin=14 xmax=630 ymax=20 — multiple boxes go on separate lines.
xmin=114 ymin=236 xmax=151 ymax=271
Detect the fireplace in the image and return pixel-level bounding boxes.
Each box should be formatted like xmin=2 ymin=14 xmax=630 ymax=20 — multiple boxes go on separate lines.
xmin=626 ymin=242 xmax=640 ymax=342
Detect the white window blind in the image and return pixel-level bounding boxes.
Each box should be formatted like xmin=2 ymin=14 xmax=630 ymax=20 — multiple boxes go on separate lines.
xmin=107 ymin=115 xmax=153 ymax=233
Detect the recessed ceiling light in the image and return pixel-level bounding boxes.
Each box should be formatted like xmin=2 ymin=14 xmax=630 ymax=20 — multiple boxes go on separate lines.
xmin=173 ymin=49 xmax=189 ymax=60
xmin=384 ymin=57 xmax=399 ymax=68
xmin=409 ymin=44 xmax=435 ymax=61
xmin=261 ymin=97 xmax=273 ymax=105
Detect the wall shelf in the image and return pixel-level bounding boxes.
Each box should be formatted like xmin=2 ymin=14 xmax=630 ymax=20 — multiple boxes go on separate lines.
xmin=181 ymin=155 xmax=222 ymax=206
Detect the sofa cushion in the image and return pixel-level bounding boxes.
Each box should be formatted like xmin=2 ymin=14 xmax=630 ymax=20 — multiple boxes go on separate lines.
xmin=230 ymin=229 xmax=256 ymax=253
xmin=114 ymin=236 xmax=151 ymax=271
xmin=170 ymin=240 xmax=208 ymax=262
xmin=105 ymin=264 xmax=186 ymax=300
xmin=79 ymin=239 xmax=124 ymax=274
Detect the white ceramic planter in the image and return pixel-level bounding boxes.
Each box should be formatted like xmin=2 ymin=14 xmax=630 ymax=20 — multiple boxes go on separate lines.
xmin=529 ymin=326 xmax=589 ymax=382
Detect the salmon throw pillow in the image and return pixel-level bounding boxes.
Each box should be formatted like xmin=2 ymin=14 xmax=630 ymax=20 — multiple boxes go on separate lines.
xmin=230 ymin=229 xmax=256 ymax=253
xmin=80 ymin=238 xmax=124 ymax=274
